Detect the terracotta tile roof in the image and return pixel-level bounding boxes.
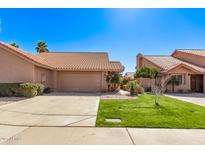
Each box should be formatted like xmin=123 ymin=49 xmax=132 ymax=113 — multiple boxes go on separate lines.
xmin=0 ymin=41 xmax=123 ymax=72
xmin=37 ymin=52 xmax=124 ymax=71
xmin=143 ymin=55 xmax=205 ymax=73
xmin=124 ymin=72 xmax=135 ymax=79
xmin=143 ymin=55 xmax=179 ymax=70
xmin=174 ymin=49 xmax=205 ymax=57
xmin=125 ymin=72 xmax=135 ymax=76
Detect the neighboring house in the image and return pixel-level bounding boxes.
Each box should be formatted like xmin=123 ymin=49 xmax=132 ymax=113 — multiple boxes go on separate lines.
xmin=124 ymin=72 xmax=135 ymax=80
xmin=136 ymin=50 xmax=205 ymax=93
xmin=0 ymin=41 xmax=124 ymax=92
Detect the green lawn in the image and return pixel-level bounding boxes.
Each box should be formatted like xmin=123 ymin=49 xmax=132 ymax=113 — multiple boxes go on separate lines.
xmin=96 ymin=94 xmax=205 ymax=128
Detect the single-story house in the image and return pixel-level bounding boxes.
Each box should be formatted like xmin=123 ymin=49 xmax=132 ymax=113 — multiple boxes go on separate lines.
xmin=0 ymin=41 xmax=124 ymax=92
xmin=136 ymin=49 xmax=205 ymax=93
xmin=124 ymin=72 xmax=135 ymax=80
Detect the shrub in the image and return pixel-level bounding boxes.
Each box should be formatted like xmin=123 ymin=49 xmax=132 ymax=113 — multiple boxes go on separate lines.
xmin=35 ymin=83 xmax=45 ymax=95
xmin=0 ymin=83 xmax=13 ymax=97
xmin=44 ymin=87 xmax=51 ymax=93
xmin=106 ymin=72 xmax=121 ymax=91
xmin=144 ymin=87 xmax=152 ymax=92
xmin=0 ymin=83 xmax=45 ymax=97
xmin=19 ymin=83 xmax=38 ymax=97
xmin=122 ymin=84 xmax=128 ymax=91
xmin=126 ymin=81 xmax=144 ymax=96
xmin=136 ymin=84 xmax=144 ymax=94
xmin=129 ymin=81 xmax=137 ymax=96
xmin=0 ymin=83 xmax=20 ymax=97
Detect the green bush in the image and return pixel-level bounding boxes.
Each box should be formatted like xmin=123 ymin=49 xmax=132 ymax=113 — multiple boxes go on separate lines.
xmin=130 ymin=81 xmax=136 ymax=96
xmin=19 ymin=83 xmax=38 ymax=97
xmin=136 ymin=84 xmax=144 ymax=94
xmin=126 ymin=81 xmax=144 ymax=96
xmin=35 ymin=83 xmax=45 ymax=95
xmin=0 ymin=84 xmax=12 ymax=97
xmin=0 ymin=83 xmax=45 ymax=97
xmin=44 ymin=87 xmax=51 ymax=93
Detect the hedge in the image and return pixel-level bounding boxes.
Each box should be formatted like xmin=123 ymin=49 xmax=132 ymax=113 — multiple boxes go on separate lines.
xmin=0 ymin=83 xmax=45 ymax=97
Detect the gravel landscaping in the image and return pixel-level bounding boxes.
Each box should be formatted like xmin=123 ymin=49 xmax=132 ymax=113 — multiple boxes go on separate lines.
xmin=100 ymin=90 xmax=136 ymax=100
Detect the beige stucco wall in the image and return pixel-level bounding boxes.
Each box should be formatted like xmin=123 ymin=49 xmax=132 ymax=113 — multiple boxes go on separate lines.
xmin=165 ymin=66 xmax=198 ymax=92
xmin=140 ymin=74 xmax=191 ymax=93
xmin=139 ymin=77 xmax=155 ymax=89
xmin=138 ymin=57 xmax=193 ymax=93
xmin=173 ymin=52 xmax=205 ymax=67
xmin=0 ymin=47 xmax=35 ymax=83
xmin=34 ymin=66 xmax=53 ymax=87
xmin=101 ymin=72 xmax=108 ymax=92
xmin=165 ymin=74 xmax=191 ymax=92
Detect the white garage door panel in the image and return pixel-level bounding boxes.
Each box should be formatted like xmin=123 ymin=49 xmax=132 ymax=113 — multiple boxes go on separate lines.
xmin=59 ymin=72 xmax=101 ymax=92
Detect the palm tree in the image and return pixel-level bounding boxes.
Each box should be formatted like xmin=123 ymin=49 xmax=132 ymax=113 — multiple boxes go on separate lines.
xmin=10 ymin=43 xmax=19 ymax=48
xmin=35 ymin=41 xmax=49 ymax=53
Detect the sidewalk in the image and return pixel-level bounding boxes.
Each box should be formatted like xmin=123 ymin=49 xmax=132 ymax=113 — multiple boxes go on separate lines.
xmin=1 ymin=125 xmax=205 ymax=145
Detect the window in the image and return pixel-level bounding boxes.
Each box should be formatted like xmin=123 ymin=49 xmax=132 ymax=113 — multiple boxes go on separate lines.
xmin=176 ymin=75 xmax=183 ymax=85
xmin=169 ymin=75 xmax=183 ymax=85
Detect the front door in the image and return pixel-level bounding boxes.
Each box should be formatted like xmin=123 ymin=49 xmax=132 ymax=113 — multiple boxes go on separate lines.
xmin=191 ymin=75 xmax=203 ymax=93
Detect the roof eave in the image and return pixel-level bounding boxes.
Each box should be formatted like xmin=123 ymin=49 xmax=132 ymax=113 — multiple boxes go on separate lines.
xmin=162 ymin=63 xmax=202 ymax=74
xmin=0 ymin=44 xmax=54 ymax=70
xmin=141 ymin=56 xmax=164 ymax=70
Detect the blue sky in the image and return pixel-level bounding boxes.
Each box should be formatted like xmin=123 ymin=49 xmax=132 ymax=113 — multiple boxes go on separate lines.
xmin=1 ymin=9 xmax=205 ymax=72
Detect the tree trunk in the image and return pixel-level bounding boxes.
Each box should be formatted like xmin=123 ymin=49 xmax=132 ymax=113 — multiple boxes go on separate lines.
xmin=172 ymin=82 xmax=174 ymax=93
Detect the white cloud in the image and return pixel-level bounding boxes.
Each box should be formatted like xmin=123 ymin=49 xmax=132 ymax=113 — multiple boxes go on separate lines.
xmin=0 ymin=20 xmax=1 ymax=32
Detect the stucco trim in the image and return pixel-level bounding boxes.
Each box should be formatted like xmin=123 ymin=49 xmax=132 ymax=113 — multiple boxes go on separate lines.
xmin=172 ymin=50 xmax=205 ymax=59
xmin=0 ymin=45 xmax=53 ymax=70
xmin=141 ymin=56 xmax=164 ymax=70
xmin=163 ymin=63 xmax=202 ymax=74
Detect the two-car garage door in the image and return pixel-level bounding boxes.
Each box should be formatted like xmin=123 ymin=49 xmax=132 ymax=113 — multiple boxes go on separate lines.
xmin=58 ymin=72 xmax=102 ymax=92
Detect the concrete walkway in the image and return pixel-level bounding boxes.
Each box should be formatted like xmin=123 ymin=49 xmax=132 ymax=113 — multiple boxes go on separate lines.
xmin=165 ymin=93 xmax=205 ymax=107
xmin=1 ymin=125 xmax=205 ymax=144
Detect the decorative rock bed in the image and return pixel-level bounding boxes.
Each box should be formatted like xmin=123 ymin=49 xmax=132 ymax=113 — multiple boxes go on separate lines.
xmin=100 ymin=90 xmax=136 ymax=100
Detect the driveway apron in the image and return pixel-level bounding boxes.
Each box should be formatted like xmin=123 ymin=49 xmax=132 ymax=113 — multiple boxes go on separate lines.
xmin=0 ymin=95 xmax=100 ymax=127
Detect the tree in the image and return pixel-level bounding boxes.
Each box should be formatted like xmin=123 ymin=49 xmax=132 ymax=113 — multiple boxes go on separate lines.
xmin=106 ymin=72 xmax=121 ymax=91
xmin=9 ymin=43 xmax=19 ymax=48
xmin=167 ymin=75 xmax=181 ymax=92
xmin=136 ymin=66 xmax=161 ymax=106
xmin=135 ymin=66 xmax=160 ymax=78
xmin=35 ymin=41 xmax=49 ymax=53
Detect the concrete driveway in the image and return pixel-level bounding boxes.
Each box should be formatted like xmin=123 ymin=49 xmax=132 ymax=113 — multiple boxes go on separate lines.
xmin=0 ymin=94 xmax=100 ymax=127
xmin=165 ymin=93 xmax=205 ymax=107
